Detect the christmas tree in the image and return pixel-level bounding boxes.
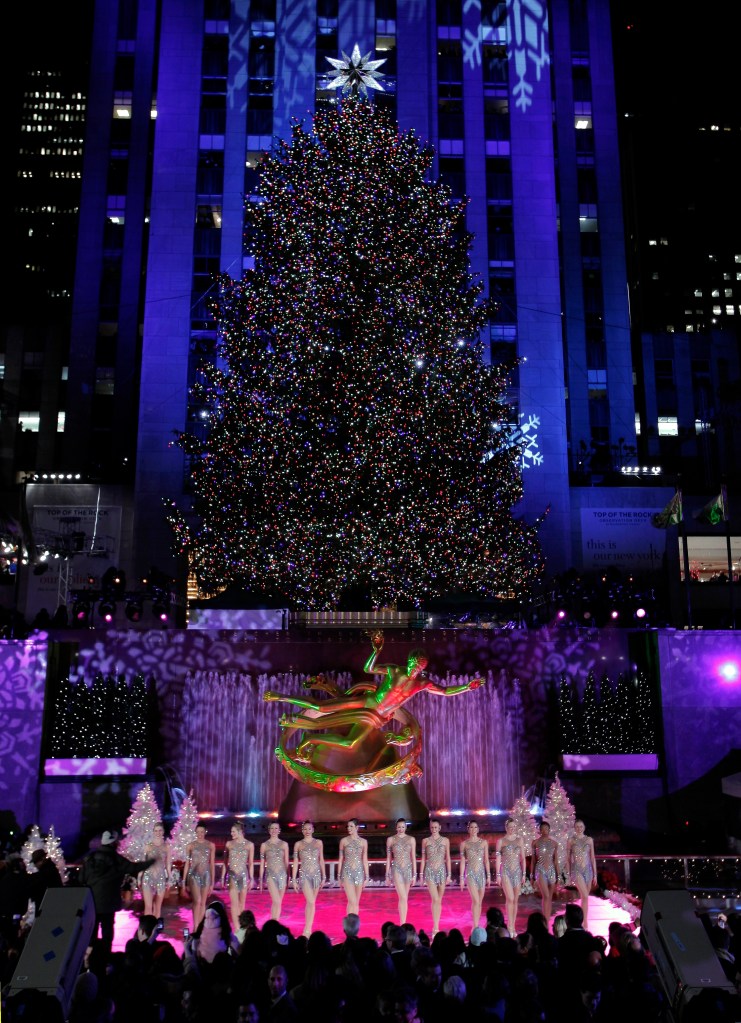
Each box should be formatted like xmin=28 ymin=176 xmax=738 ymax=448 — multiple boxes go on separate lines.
xmin=44 ymin=825 xmax=67 ymax=882
xmin=558 ymin=674 xmax=580 ymax=753
xmin=580 ymin=670 xmax=601 ymax=753
xmin=168 ymin=68 xmax=543 ymax=609
xmin=168 ymin=790 xmax=199 ymax=864
xmin=507 ymin=787 xmax=540 ymax=846
xmin=544 ymin=772 xmax=576 ymax=880
xmin=119 ymin=782 xmax=161 ymax=861
xmin=633 ymin=671 xmax=657 ymax=752
xmin=21 ymin=825 xmax=45 ymax=872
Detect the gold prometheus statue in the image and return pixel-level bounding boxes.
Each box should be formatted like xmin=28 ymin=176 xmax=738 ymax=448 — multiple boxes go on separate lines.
xmin=264 ymin=631 xmax=486 ymax=792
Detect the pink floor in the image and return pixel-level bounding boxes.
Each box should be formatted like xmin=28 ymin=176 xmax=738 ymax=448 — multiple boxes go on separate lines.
xmin=112 ymin=884 xmax=636 ymax=954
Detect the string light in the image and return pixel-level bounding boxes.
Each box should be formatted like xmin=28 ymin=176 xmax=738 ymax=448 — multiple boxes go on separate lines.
xmin=167 ymin=96 xmax=543 ymax=608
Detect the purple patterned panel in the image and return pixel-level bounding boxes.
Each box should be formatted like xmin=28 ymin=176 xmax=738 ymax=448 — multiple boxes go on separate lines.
xmin=0 ymin=638 xmax=48 ymax=828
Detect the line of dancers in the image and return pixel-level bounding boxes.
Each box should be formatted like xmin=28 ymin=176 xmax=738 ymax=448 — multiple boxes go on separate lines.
xmin=180 ymin=816 xmax=598 ymax=940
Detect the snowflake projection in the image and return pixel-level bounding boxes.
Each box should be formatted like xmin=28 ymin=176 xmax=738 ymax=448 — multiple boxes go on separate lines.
xmin=483 ymin=412 xmax=542 ymax=471
xmin=511 ymin=0 xmax=550 ymax=111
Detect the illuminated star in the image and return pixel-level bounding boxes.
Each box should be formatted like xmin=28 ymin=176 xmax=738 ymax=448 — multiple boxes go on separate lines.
xmin=325 ymin=44 xmax=386 ymax=97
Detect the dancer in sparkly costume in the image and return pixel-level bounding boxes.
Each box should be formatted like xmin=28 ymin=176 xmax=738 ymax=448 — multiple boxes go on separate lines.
xmin=531 ymin=820 xmax=559 ymax=923
xmin=142 ymin=822 xmax=171 ymax=919
xmin=259 ymin=822 xmax=290 ymax=921
xmin=337 ymin=818 xmax=369 ymax=916
xmin=292 ymin=820 xmax=326 ymax=937
xmin=566 ymin=819 xmax=597 ymax=929
xmin=495 ymin=818 xmax=527 ymax=937
xmin=225 ymin=822 xmax=255 ymax=933
xmin=460 ymin=820 xmax=491 ymax=930
xmin=386 ymin=818 xmax=417 ymax=925
xmin=420 ymin=819 xmax=452 ymax=936
xmin=185 ymin=823 xmax=216 ymax=931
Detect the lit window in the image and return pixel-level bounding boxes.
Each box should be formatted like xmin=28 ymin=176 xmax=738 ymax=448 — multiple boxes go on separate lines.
xmin=19 ymin=411 xmax=41 ymax=432
xmin=0 ymin=356 xmax=4 ymax=379
xmin=575 ymin=117 xmax=592 ymax=129
xmin=713 ymin=305 xmax=722 ymax=315
xmin=61 ymin=366 xmax=68 ymax=380
xmin=649 ymin=239 xmax=657 ymax=246
xmin=726 ymin=305 xmax=735 ymax=315
xmin=658 ymin=417 xmax=678 ymax=436
xmin=694 ymin=289 xmax=703 ymax=297
xmin=695 ymin=419 xmax=712 ymax=434
xmin=660 ymin=238 xmax=668 ymax=246
xmin=57 ymin=412 xmax=66 ymax=432
xmin=725 ymin=289 xmax=733 ymax=297
xmin=635 ymin=413 xmax=641 ymax=435
xmin=95 ymin=368 xmax=115 ymax=396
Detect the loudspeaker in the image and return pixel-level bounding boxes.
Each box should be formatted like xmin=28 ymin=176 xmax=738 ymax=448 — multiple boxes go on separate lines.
xmin=7 ymin=887 xmax=95 ymax=1019
xmin=640 ymin=889 xmax=736 ymax=1019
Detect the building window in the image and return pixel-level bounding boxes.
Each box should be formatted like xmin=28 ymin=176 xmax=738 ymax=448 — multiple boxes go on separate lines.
xmin=95 ymin=368 xmax=115 ymax=396
xmin=19 ymin=412 xmax=41 ymax=432
xmin=657 ymin=417 xmax=678 ymax=436
xmin=57 ymin=412 xmax=66 ymax=432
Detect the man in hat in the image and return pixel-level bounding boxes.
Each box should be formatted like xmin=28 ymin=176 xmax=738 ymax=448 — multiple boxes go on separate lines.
xmin=79 ymin=830 xmax=154 ymax=958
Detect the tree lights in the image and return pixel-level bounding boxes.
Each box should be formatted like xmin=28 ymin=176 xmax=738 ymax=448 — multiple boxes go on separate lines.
xmin=169 ymin=95 xmax=543 ymax=608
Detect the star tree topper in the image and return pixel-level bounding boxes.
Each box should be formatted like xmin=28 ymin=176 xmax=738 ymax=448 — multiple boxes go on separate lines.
xmin=325 ymin=44 xmax=386 ymax=97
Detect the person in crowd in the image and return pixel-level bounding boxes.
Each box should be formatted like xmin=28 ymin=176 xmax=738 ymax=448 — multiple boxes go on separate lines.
xmin=495 ymin=818 xmax=527 ymax=938
xmin=292 ymin=820 xmax=325 ymax=938
xmin=337 ymin=818 xmax=369 ymax=916
xmin=185 ymin=822 xmax=216 ymax=931
xmin=419 ymin=819 xmax=451 ymax=938
xmin=141 ymin=821 xmax=171 ymax=919
xmin=27 ymin=849 xmax=62 ymax=908
xmin=532 ymin=820 xmax=559 ymax=923
xmin=237 ymin=1001 xmax=261 ymax=1023
xmin=386 ymin=819 xmax=416 ymax=926
xmin=226 ymin=821 xmax=256 ymax=932
xmin=267 ymin=963 xmax=298 ymax=1022
xmin=188 ymin=900 xmax=239 ymax=966
xmin=260 ymin=822 xmax=290 ymax=921
xmin=566 ymin=820 xmax=598 ymax=930
xmin=78 ymin=830 xmax=154 ymax=958
xmin=460 ymin=820 xmax=491 ymax=930
xmin=235 ymin=908 xmax=258 ymax=946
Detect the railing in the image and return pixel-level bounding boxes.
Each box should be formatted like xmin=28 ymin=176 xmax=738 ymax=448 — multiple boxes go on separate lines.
xmin=594 ymin=854 xmax=741 ymax=898
xmin=67 ymin=853 xmax=741 ymax=900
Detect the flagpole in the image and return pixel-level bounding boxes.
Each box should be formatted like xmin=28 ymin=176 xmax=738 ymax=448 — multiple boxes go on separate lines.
xmin=679 ymin=517 xmax=692 ymax=628
xmin=722 ymin=481 xmax=735 ymax=629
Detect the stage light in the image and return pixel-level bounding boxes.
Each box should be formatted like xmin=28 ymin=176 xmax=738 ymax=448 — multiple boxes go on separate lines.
xmin=98 ymin=599 xmax=115 ymax=622
xmin=556 ymin=609 xmax=567 ymax=621
xmin=610 ymin=610 xmax=620 ymax=620
xmin=635 ymin=607 xmax=647 ymax=619
xmin=74 ymin=599 xmax=91 ymax=625
xmin=125 ymin=598 xmax=143 ymax=623
xmin=717 ymin=660 xmax=740 ymax=683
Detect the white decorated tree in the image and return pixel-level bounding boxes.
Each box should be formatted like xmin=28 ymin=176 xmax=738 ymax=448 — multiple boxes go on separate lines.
xmin=21 ymin=825 xmax=45 ymax=873
xmin=507 ymin=787 xmax=540 ymax=893
xmin=45 ymin=825 xmax=67 ymax=882
xmin=119 ymin=782 xmax=161 ymax=861
xmin=544 ymin=772 xmax=576 ymax=881
xmin=168 ymin=790 xmax=199 ymax=883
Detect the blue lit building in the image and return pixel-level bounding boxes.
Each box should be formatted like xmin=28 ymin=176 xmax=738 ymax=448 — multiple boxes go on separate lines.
xmin=6 ymin=0 xmax=666 ymax=603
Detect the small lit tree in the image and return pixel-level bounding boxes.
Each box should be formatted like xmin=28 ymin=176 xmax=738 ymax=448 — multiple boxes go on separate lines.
xmin=544 ymin=772 xmax=576 ymax=880
xmin=119 ymin=782 xmax=161 ymax=862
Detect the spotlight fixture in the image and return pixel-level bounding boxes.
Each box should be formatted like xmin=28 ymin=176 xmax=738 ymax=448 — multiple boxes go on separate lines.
xmin=635 ymin=607 xmax=647 ymax=620
xmin=125 ymin=598 xmax=144 ymax=623
xmin=152 ymin=599 xmax=169 ymax=622
xmin=610 ymin=609 xmax=620 ymax=620
xmin=556 ymin=609 xmax=567 ymax=620
xmin=98 ymin=598 xmax=116 ymax=622
xmin=74 ymin=599 xmax=92 ymax=625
